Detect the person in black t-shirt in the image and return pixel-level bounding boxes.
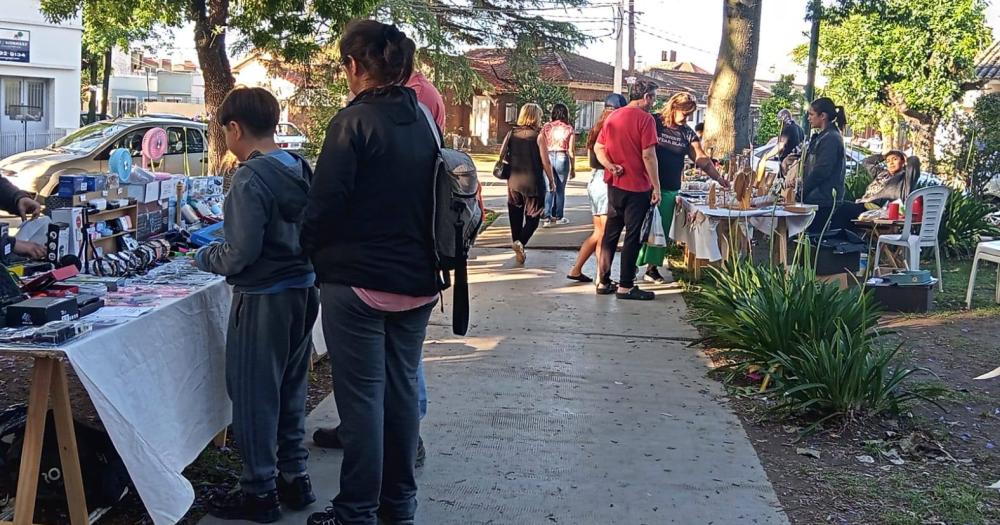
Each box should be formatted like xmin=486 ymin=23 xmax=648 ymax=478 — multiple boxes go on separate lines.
xmin=757 ymin=109 xmax=805 ymax=180
xmin=637 ymin=92 xmax=728 ymax=284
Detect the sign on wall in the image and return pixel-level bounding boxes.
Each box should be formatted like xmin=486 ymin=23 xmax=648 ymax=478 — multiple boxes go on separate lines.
xmin=0 ymin=29 xmax=30 ymax=63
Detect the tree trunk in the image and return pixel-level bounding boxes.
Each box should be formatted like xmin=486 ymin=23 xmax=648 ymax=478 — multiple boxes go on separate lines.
xmin=100 ymin=47 xmax=112 ymax=116
xmin=87 ymin=51 xmax=99 ymax=123
xmin=191 ymin=0 xmax=236 ymax=186
xmin=704 ymin=0 xmax=763 ymax=164
xmin=905 ymin=115 xmax=938 ymax=174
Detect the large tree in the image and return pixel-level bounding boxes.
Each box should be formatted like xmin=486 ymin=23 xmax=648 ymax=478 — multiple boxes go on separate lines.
xmin=810 ymin=0 xmax=990 ymax=170
xmin=44 ymin=0 xmax=588 ymax=177
xmin=703 ymin=0 xmax=763 ymax=162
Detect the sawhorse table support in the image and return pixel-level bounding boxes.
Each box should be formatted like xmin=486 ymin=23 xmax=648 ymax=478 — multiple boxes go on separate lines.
xmin=0 ymin=356 xmax=88 ymax=525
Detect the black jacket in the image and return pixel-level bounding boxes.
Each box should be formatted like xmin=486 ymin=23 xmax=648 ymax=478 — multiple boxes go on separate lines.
xmin=302 ymin=86 xmax=439 ymax=297
xmin=801 ymin=126 xmax=846 ymax=206
xmin=776 ymin=120 xmax=805 ymax=161
xmin=0 ymin=177 xmax=28 ymax=215
xmin=505 ymin=126 xmax=545 ymax=197
xmin=195 ymin=152 xmax=314 ymax=290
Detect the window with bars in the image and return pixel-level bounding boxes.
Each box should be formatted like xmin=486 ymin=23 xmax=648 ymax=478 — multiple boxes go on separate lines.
xmin=575 ymin=101 xmax=604 ymax=131
xmin=504 ymin=103 xmax=517 ymax=124
xmin=3 ymin=78 xmax=45 ymax=120
xmin=117 ymin=97 xmax=138 ymax=116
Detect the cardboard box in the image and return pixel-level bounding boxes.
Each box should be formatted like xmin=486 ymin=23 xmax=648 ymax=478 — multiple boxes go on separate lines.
xmin=160 ymin=177 xmax=186 ymax=201
xmin=126 ymin=182 xmax=160 ymax=203
xmin=50 ymin=207 xmax=85 ymax=259
xmin=46 ymin=222 xmax=71 ymax=265
xmin=83 ymin=175 xmax=107 ymax=192
xmin=5 ymin=297 xmax=79 ymax=326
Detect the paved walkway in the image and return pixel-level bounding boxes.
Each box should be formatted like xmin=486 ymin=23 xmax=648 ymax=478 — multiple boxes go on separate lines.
xmin=202 ymin=180 xmax=789 ymax=525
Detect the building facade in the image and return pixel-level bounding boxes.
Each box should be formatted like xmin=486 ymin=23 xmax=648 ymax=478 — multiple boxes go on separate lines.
xmin=0 ymin=0 xmax=82 ymax=158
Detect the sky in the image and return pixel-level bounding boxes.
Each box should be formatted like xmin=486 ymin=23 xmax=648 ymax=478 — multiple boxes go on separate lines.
xmin=165 ymin=0 xmax=1000 ymax=84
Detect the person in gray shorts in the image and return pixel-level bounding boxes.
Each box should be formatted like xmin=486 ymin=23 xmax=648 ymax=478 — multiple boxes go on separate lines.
xmin=567 ymin=93 xmax=627 ymax=283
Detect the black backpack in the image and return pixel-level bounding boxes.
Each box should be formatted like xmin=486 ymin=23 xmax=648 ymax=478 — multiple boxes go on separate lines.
xmin=0 ymin=405 xmax=130 ymax=515
xmin=419 ymin=106 xmax=483 ymax=336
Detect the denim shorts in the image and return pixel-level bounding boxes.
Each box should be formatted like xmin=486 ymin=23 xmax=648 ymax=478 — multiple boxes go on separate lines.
xmin=588 ymin=169 xmax=609 ymax=216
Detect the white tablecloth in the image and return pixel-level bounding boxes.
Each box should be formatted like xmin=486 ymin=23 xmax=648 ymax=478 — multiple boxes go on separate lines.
xmin=670 ymin=198 xmax=815 ymax=262
xmin=62 ymin=278 xmax=231 ymax=525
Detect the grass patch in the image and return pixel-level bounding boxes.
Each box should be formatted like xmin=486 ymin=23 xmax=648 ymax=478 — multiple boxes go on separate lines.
xmin=481 ymin=210 xmax=499 ymax=232
xmin=469 ymin=152 xmax=593 ymax=176
xmin=934 ymin=256 xmax=999 ymax=311
xmin=822 ymin=471 xmax=1000 ymax=525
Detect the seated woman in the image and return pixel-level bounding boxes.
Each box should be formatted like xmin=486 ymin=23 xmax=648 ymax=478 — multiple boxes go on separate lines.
xmin=857 ymin=151 xmax=920 ymax=206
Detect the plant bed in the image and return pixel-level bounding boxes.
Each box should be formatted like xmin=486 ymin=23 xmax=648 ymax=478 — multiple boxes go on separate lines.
xmin=686 ymin=266 xmax=1000 ymax=524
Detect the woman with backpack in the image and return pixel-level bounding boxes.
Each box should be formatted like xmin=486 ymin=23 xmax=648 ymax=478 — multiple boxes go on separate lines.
xmin=301 ymin=20 xmax=439 ymax=525
xmin=505 ymin=103 xmax=556 ymax=265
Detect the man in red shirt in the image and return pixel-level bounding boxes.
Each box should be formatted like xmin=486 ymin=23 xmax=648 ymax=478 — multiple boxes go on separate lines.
xmin=594 ymin=80 xmax=661 ymax=300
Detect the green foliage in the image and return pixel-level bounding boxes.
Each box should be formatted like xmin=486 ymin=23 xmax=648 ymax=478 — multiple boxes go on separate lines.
xmin=844 ymin=171 xmax=874 ymax=201
xmin=938 ymin=190 xmax=1000 ymax=258
xmin=689 ymin=241 xmax=940 ymax=424
xmin=811 ymin=0 xmax=990 ymax=137
xmin=770 ymin=325 xmax=940 ymax=421
xmin=754 ymin=75 xmax=803 ymax=145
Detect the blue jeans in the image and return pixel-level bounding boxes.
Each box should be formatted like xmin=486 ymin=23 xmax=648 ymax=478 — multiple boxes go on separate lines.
xmin=544 ymin=151 xmax=570 ymax=219
xmin=417 ymin=359 xmax=427 ymax=420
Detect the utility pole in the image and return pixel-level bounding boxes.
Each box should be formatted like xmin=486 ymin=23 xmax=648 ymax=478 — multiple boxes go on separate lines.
xmin=803 ymin=0 xmax=821 ymax=132
xmin=627 ymin=0 xmax=636 ymax=77
xmin=613 ymin=0 xmax=624 ymax=94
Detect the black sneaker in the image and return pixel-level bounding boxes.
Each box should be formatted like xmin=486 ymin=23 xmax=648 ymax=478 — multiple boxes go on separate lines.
xmin=277 ymin=473 xmax=316 ymax=510
xmin=415 ymin=436 xmax=426 ymax=469
xmin=207 ymin=487 xmax=280 ymax=523
xmin=307 ymin=505 xmax=342 ymax=525
xmin=616 ymin=287 xmax=656 ymax=301
xmin=313 ymin=426 xmax=342 ymax=449
xmin=644 ymin=266 xmax=666 ymax=284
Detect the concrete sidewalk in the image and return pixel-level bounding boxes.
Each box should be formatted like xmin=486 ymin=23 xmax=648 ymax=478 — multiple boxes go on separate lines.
xmin=478 ymin=178 xmax=596 ymax=251
xmin=201 ymin=179 xmax=789 ymax=525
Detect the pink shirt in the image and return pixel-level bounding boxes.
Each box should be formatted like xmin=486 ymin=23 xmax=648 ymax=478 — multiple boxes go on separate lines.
xmin=353 ymin=71 xmax=444 ymax=312
xmin=541 ymin=120 xmax=575 ymax=152
xmin=406 ymin=72 xmax=446 ymax=128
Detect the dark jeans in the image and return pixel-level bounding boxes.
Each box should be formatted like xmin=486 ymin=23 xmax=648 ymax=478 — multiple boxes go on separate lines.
xmin=320 ymin=283 xmax=436 ymax=525
xmin=227 ymin=286 xmax=319 ymax=494
xmin=599 ymin=185 xmax=652 ymax=289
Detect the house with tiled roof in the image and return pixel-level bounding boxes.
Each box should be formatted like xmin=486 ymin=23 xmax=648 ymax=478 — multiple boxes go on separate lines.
xmin=449 ymin=48 xmax=774 ymax=147
xmin=976 ymin=40 xmax=1000 ymax=94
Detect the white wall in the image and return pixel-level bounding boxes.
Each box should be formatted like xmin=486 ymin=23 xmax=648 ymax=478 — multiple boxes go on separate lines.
xmin=0 ymin=0 xmax=82 ymax=131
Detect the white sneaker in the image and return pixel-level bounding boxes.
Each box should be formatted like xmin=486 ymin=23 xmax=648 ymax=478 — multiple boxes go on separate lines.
xmin=541 ymin=220 xmax=554 ymax=228
xmin=555 ymin=218 xmax=570 ymax=225
xmin=512 ymin=241 xmax=526 ymax=264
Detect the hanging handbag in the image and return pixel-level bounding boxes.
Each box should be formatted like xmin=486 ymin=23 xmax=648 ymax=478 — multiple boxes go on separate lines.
xmin=492 ymin=131 xmax=513 ymax=180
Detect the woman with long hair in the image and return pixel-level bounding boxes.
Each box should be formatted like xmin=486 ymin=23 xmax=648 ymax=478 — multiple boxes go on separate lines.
xmin=506 ymin=103 xmax=556 ymax=265
xmin=637 ymin=92 xmax=728 ymax=283
xmin=301 ymin=20 xmax=440 ymax=525
xmin=802 ymin=97 xmax=848 ymax=232
xmin=567 ymin=93 xmax=626 ymax=282
xmin=540 ymin=102 xmax=576 ymax=225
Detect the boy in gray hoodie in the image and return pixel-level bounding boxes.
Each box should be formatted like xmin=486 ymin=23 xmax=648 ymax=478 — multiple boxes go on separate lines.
xmin=195 ymin=87 xmax=319 ymax=523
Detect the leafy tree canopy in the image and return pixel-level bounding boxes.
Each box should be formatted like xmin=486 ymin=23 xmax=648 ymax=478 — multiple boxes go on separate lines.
xmin=807 ymin=0 xmax=989 ymax=132
xmin=754 ymin=75 xmax=803 ymax=145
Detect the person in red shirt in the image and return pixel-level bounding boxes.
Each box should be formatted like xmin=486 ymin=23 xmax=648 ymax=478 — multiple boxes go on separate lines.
xmin=405 ymin=71 xmax=445 ymax=128
xmin=594 ymin=80 xmax=661 ymax=300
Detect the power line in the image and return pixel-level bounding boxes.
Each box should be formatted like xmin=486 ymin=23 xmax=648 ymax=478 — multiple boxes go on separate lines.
xmin=633 ymin=23 xmax=715 ymax=56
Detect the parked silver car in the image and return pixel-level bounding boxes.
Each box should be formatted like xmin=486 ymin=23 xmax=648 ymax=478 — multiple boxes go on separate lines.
xmin=0 ymin=117 xmax=208 ymax=197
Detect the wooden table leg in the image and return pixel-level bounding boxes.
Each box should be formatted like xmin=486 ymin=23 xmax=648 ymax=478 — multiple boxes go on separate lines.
xmin=5 ymin=357 xmax=89 ymax=525
xmin=11 ymin=358 xmax=54 ymax=525
xmin=50 ymin=360 xmax=89 ymax=525
xmin=777 ymin=220 xmax=789 ymax=267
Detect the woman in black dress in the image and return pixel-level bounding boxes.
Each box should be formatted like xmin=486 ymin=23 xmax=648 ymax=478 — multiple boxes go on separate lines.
xmin=504 ymin=103 xmax=556 ymax=265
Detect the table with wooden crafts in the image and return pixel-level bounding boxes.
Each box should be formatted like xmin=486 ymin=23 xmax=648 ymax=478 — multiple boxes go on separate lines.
xmin=0 ymin=261 xmax=231 ymax=525
xmin=670 ymin=194 xmax=816 ymax=279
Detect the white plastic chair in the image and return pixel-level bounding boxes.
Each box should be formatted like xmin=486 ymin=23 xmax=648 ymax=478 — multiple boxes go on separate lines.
xmin=872 ymin=185 xmax=950 ymax=291
xmin=965 ymin=240 xmax=1000 ymax=309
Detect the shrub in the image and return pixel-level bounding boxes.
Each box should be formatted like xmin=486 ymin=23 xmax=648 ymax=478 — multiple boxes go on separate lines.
xmin=938 ymin=190 xmax=1000 ymax=258
xmin=771 ymin=324 xmax=941 ymax=424
xmin=690 ymin=255 xmax=880 ymax=378
xmin=844 ymin=171 xmax=874 ymax=202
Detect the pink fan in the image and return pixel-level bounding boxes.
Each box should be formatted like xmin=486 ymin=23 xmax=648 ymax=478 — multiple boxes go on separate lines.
xmin=141 ymin=127 xmax=168 ymax=170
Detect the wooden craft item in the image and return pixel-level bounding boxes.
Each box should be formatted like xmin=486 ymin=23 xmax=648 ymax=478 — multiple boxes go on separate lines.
xmin=733 ymin=170 xmax=752 ymax=210
xmin=708 ymin=184 xmax=717 ymax=209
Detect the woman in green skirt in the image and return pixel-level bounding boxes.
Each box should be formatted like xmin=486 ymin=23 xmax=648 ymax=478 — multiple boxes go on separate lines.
xmin=638 ymin=92 xmax=729 ymax=283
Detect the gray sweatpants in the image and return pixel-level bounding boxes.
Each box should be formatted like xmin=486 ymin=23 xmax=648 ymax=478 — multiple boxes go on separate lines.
xmin=226 ymin=286 xmax=320 ymax=494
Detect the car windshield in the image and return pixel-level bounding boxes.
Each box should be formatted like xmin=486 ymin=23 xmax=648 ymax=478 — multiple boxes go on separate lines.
xmin=276 ymin=123 xmax=302 ymax=136
xmin=51 ymin=122 xmax=131 ymax=154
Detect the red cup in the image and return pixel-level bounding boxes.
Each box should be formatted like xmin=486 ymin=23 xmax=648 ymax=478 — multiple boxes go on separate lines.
xmin=887 ymin=202 xmax=900 ymax=220
xmin=911 ymin=196 xmax=923 ymax=222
